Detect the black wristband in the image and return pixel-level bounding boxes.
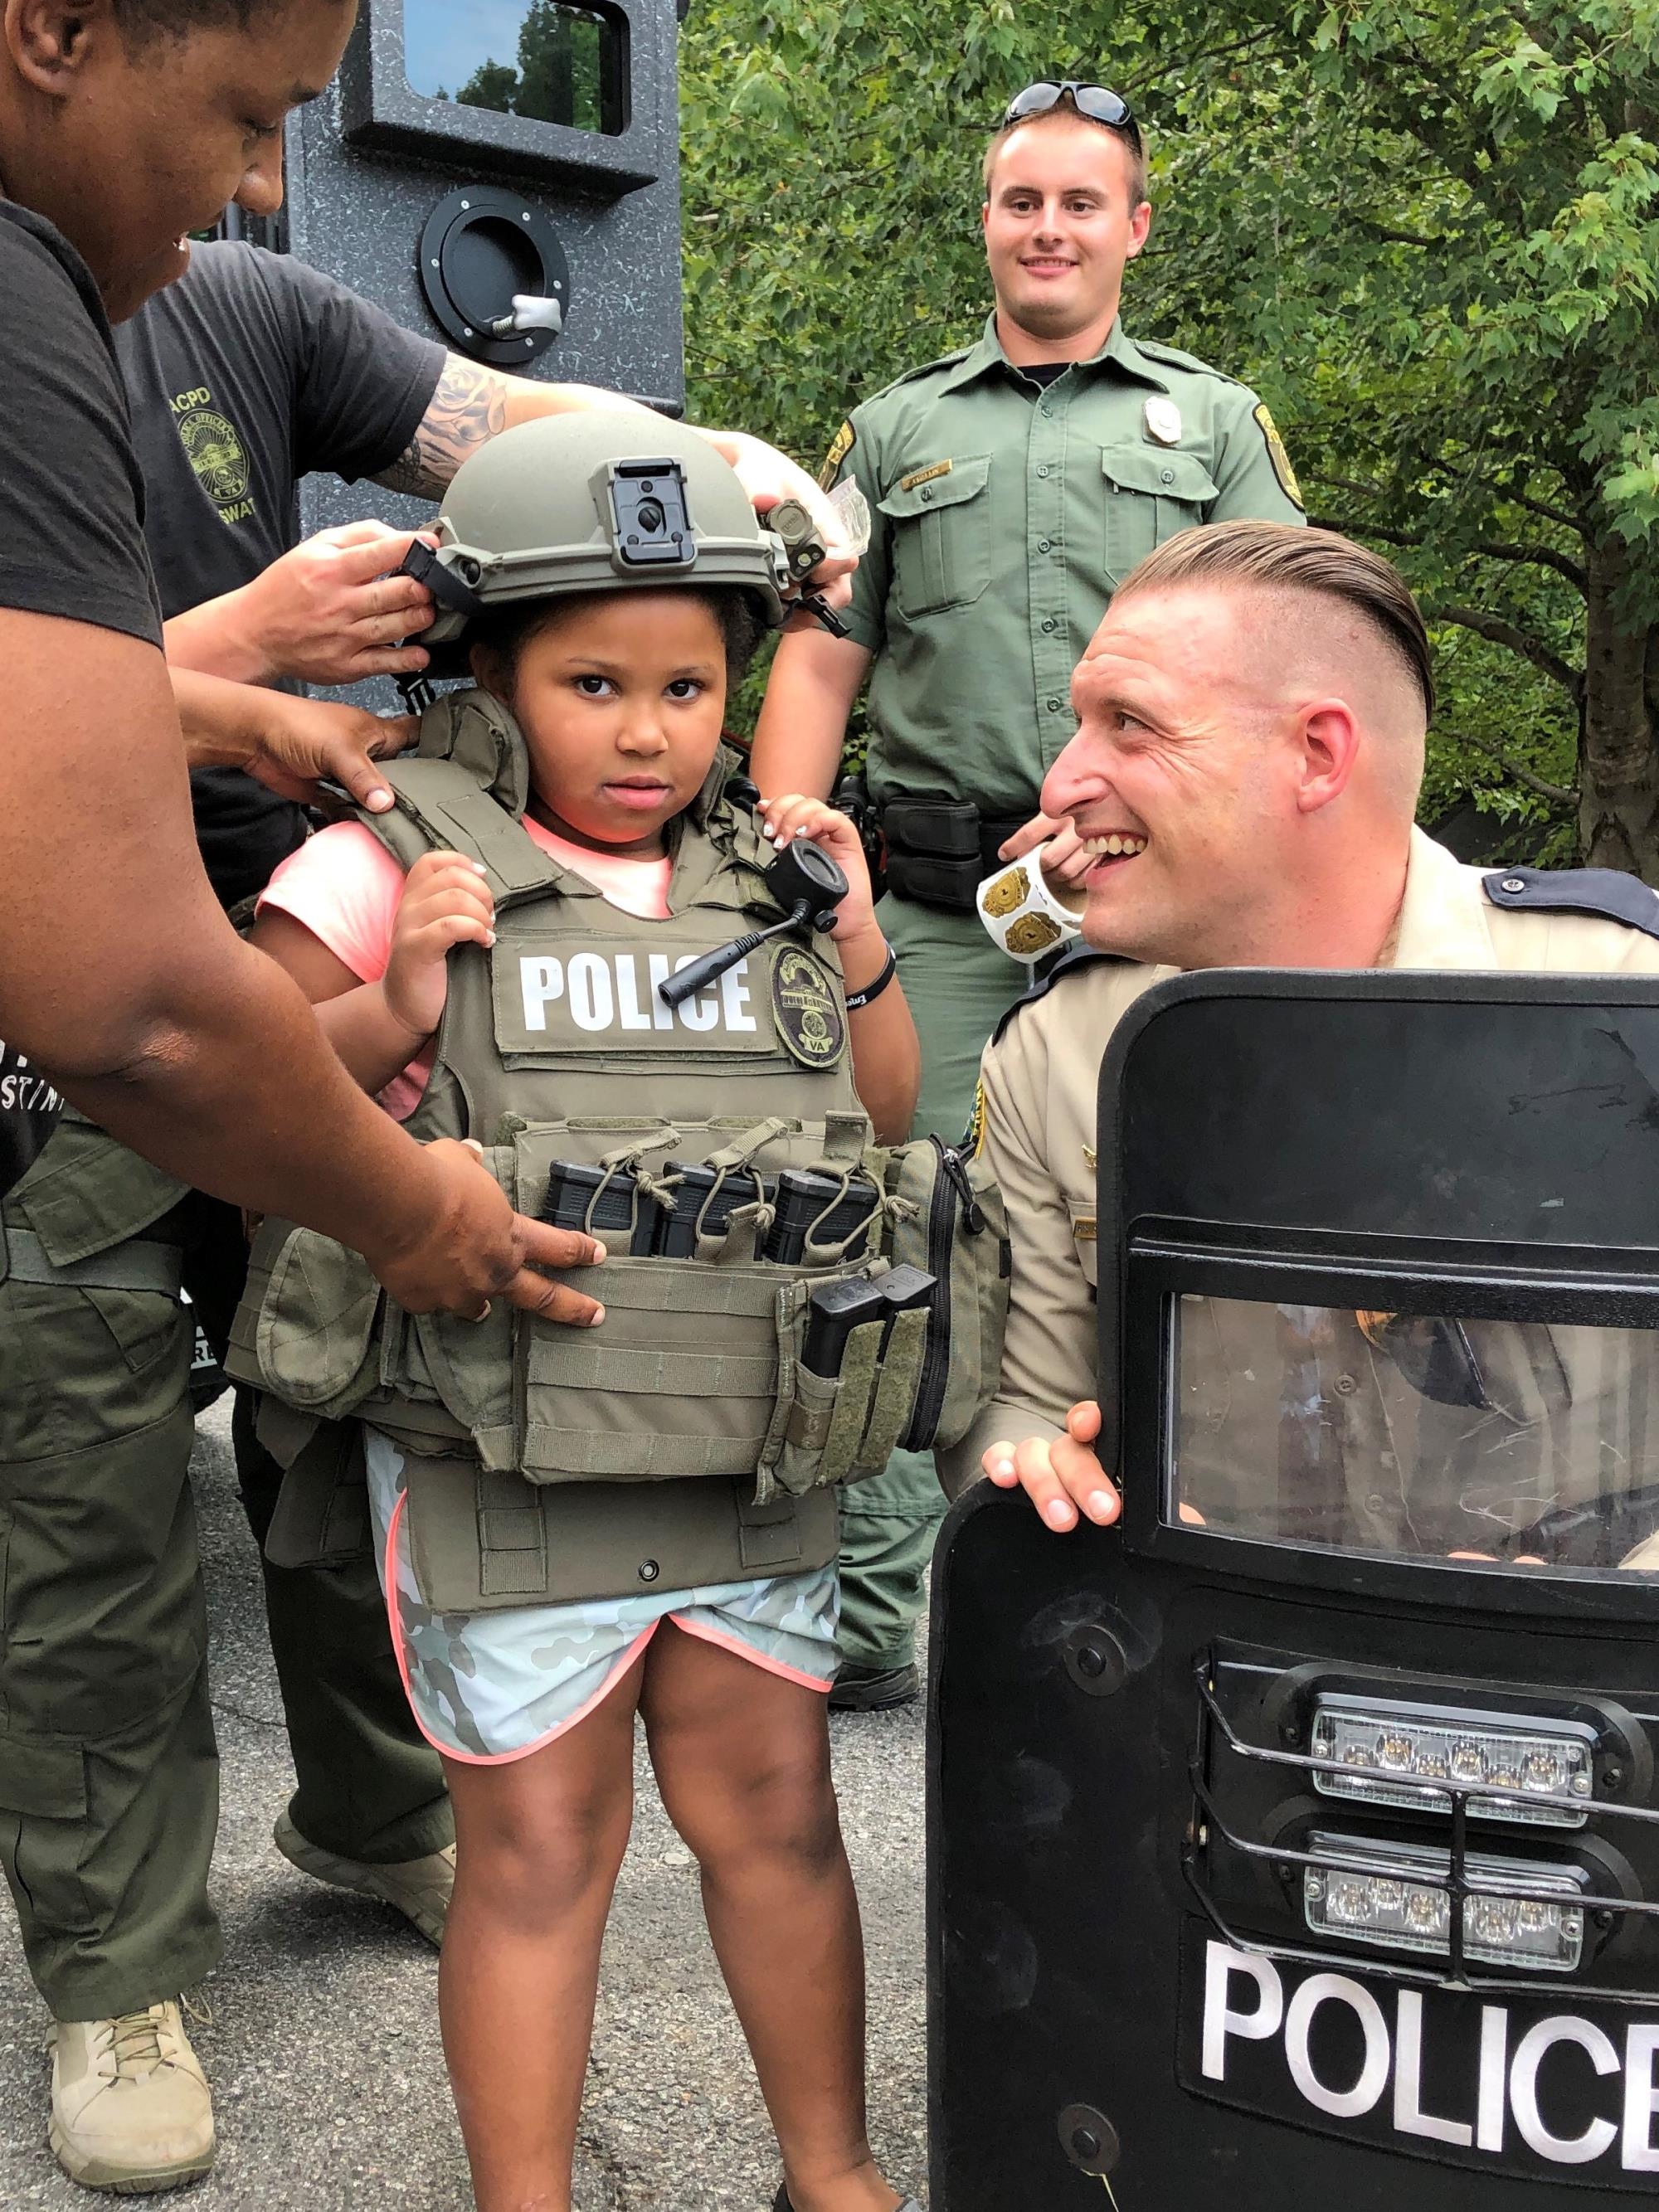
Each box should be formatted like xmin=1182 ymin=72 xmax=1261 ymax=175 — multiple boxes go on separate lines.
xmin=844 ymin=945 xmax=898 ymax=1011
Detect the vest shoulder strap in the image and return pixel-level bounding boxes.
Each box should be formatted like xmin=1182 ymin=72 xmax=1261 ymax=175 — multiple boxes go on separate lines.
xmin=369 ymin=756 xmax=565 ymax=905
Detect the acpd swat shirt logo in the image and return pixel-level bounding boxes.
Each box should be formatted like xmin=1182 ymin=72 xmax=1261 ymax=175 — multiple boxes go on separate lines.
xmin=170 ymin=386 xmax=253 ymax=522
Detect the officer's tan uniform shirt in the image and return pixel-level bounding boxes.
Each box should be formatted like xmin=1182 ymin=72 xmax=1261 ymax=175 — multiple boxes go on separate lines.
xmin=941 ymin=829 xmax=1659 ymax=1495
xmin=828 ymin=315 xmax=1306 ymax=815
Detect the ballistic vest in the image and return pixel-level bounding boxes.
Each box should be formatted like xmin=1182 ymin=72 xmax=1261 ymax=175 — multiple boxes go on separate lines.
xmin=231 ymin=689 xmax=880 ymax=1605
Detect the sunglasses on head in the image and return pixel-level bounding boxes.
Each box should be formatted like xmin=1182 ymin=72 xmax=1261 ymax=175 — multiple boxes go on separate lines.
xmin=1002 ymin=80 xmax=1141 ymax=150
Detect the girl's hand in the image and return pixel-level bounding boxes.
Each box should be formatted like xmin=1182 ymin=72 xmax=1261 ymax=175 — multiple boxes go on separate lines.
xmin=755 ymin=794 xmax=877 ymax=941
xmin=383 ymin=849 xmax=496 ymax=1041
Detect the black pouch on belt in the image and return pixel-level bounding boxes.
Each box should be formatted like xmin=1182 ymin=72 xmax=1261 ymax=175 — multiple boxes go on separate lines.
xmin=883 ymin=800 xmax=1029 ymax=912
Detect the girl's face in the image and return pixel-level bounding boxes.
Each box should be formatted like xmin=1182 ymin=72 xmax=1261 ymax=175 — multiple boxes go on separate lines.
xmin=488 ymin=590 xmax=728 ymax=858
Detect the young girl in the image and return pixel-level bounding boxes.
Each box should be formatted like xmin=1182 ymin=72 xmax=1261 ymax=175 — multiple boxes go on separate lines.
xmin=248 ymin=416 xmax=922 ymax=2212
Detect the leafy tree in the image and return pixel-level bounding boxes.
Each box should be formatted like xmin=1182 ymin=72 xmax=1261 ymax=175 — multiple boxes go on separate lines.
xmin=457 ymin=58 xmax=520 ymax=114
xmin=681 ymin=2 xmax=1659 ymax=874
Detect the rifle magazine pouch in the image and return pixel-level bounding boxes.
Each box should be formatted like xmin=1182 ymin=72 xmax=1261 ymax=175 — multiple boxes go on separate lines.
xmin=859 ymin=1304 xmax=928 ymax=1466
xmin=881 ymin=1137 xmax=1011 ymax=1452
xmin=764 ymin=1305 xmax=885 ymax=1500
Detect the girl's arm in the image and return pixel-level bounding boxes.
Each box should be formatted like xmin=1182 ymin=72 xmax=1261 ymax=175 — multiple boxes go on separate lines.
xmin=251 ymin=849 xmax=497 ymax=1098
xmin=755 ymin=795 xmax=920 ymax=1145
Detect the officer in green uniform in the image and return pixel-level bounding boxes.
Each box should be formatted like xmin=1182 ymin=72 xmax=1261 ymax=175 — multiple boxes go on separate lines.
xmin=751 ymin=79 xmax=1306 ymax=1708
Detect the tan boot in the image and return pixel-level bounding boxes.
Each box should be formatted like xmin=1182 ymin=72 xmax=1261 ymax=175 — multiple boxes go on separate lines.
xmin=274 ymin=1809 xmax=455 ymax=1947
xmin=47 ymin=2001 xmax=215 ymax=2195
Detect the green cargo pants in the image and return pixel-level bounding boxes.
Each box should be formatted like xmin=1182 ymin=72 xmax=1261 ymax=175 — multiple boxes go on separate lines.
xmin=0 ymin=1130 xmax=448 ymax=2024
xmin=186 ymin=1198 xmax=451 ymax=1872
xmin=834 ymin=894 xmax=1028 ymax=1669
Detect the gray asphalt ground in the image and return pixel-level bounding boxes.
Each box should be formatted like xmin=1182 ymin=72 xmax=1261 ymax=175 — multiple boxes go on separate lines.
xmin=0 ymin=1401 xmax=929 ymax=2210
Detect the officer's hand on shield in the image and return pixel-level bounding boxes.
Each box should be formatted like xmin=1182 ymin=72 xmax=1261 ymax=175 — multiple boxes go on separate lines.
xmin=983 ymin=1399 xmax=1122 ymax=1531
xmin=220 ymin=522 xmax=438 ymax=687
xmin=997 ymin=811 xmax=1094 ymax=888
xmin=693 ymin=429 xmax=857 ymax=620
xmin=371 ymin=1137 xmax=606 ymax=1325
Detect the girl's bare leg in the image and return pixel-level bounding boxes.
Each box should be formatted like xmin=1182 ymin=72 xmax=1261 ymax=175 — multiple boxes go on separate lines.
xmin=640 ymin=1622 xmax=901 ymax=2212
xmin=438 ymin=1649 xmax=646 ymax=2212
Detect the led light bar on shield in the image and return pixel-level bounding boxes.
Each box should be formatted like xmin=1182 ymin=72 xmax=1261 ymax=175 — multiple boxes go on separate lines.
xmin=1303 ymin=1833 xmax=1588 ymax=1972
xmin=1310 ymin=1694 xmax=1595 ymax=1828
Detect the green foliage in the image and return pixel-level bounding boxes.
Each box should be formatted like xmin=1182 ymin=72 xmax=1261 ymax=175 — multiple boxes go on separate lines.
xmin=682 ymin=2 xmax=1659 ymax=862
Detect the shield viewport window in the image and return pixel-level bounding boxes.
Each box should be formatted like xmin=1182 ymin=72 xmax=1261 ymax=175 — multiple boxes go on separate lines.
xmin=1170 ymin=1293 xmax=1659 ymax=1577
xmin=403 ymin=0 xmax=629 ymax=135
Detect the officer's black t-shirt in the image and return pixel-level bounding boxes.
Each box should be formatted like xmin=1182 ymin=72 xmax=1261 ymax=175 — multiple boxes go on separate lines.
xmin=113 ymin=243 xmax=445 ymax=906
xmin=0 ymin=204 xmax=164 ymax=1198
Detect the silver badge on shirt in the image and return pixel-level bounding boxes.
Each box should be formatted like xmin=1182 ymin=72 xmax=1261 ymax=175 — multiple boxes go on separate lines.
xmin=1144 ymin=396 xmax=1183 ymax=446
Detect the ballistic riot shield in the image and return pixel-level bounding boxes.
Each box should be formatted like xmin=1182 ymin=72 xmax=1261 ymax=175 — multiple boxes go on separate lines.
xmin=931 ymin=970 xmax=1659 ymax=2207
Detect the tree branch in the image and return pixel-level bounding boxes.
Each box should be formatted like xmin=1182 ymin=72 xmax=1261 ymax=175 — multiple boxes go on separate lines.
xmin=1437 ymin=606 xmax=1585 ymax=702
xmin=1470 ymin=541 xmax=1588 ymax=592
xmin=1455 ymin=730 xmax=1578 ymax=807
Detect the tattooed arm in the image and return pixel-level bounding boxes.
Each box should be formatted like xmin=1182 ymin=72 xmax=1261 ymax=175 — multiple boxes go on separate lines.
xmin=372 ymin=354 xmax=653 ymax=499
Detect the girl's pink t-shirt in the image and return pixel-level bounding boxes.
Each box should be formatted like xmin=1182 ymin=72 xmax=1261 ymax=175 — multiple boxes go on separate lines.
xmin=260 ymin=818 xmax=674 ymax=1120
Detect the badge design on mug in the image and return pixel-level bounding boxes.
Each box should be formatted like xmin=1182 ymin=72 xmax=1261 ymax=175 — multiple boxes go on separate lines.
xmin=771 ymin=947 xmax=846 ymax=1067
xmin=975 ymin=848 xmax=1086 ymax=965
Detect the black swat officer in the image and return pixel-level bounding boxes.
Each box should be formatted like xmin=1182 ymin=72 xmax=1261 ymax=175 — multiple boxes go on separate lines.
xmin=1 ymin=230 xmax=852 ymax=2196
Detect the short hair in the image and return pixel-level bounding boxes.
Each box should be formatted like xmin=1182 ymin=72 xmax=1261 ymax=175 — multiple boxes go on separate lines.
xmin=983 ymin=95 xmax=1148 ymax=208
xmin=111 ymin=0 xmax=260 ymax=41
xmin=1113 ymin=521 xmax=1436 ymax=722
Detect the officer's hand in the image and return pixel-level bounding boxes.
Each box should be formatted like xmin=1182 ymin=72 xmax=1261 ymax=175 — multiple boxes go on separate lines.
xmin=368 ymin=1137 xmax=606 ymax=1325
xmin=226 ymin=522 xmax=436 ymax=686
xmin=755 ymin=794 xmax=878 ymax=938
xmin=999 ymin=811 xmax=1093 ymax=887
xmin=983 ymin=1401 xmax=1121 ymax=1532
xmin=236 ymin=689 xmax=418 ymax=814
xmin=383 ymin=850 xmax=497 ymax=1040
xmin=694 ymin=430 xmax=859 ymax=605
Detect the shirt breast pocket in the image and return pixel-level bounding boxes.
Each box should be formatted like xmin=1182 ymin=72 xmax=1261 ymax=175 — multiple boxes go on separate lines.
xmin=1100 ymin=446 xmax=1219 ymax=585
xmin=877 ymin=455 xmax=993 ymax=619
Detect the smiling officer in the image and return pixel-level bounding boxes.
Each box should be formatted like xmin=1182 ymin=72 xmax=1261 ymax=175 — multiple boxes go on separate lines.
xmin=751 ymin=78 xmax=1306 ymax=1710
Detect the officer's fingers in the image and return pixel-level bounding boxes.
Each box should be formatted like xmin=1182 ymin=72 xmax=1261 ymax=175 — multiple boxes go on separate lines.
xmin=352 ymin=645 xmax=431 ymax=678
xmin=500 ymin=1269 xmax=606 ymax=1327
xmin=355 ymin=596 xmax=431 ymax=644
xmin=362 ymin=713 xmax=420 ymax=761
xmin=1010 ymin=1436 xmax=1082 ymax=1532
xmin=981 ymin=1441 xmax=1021 ymax=1486
xmin=997 ymin=812 xmax=1059 ymax=863
xmin=1048 ymin=841 xmax=1096 ymax=887
xmin=314 ymin=518 xmax=407 ymax=552
xmin=1048 ymin=1432 xmax=1120 ymax=1525
xmin=329 ymin=527 xmax=426 ymax=582
xmin=513 ymin=1218 xmax=606 ymax=1276
xmin=1066 ymin=1398 xmax=1104 ymax=1444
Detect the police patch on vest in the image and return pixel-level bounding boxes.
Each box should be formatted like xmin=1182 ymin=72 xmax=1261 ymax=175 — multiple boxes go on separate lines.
xmin=771 ymin=947 xmax=846 ymax=1068
xmin=495 ymin=943 xmax=768 ymax=1057
xmin=819 ymin=418 xmax=856 ymax=491
xmin=1253 ymin=403 xmax=1303 ymax=509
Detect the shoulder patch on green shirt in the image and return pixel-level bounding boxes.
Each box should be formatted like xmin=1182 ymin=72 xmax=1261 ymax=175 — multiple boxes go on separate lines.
xmin=818 ymin=418 xmax=855 ymax=491
xmin=1253 ymin=402 xmax=1303 ymax=509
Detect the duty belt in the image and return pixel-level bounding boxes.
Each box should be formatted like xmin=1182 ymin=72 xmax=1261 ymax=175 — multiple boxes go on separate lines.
xmin=880 ymin=799 xmax=1031 ymax=913
xmin=2 ymin=1223 xmax=184 ymax=1296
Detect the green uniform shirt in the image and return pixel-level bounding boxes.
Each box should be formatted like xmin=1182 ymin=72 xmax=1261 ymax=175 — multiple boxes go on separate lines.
xmin=826 ymin=313 xmax=1307 ymax=816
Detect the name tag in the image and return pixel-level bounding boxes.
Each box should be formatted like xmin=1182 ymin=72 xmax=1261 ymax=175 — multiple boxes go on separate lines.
xmin=494 ymin=944 xmax=763 ymax=1056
